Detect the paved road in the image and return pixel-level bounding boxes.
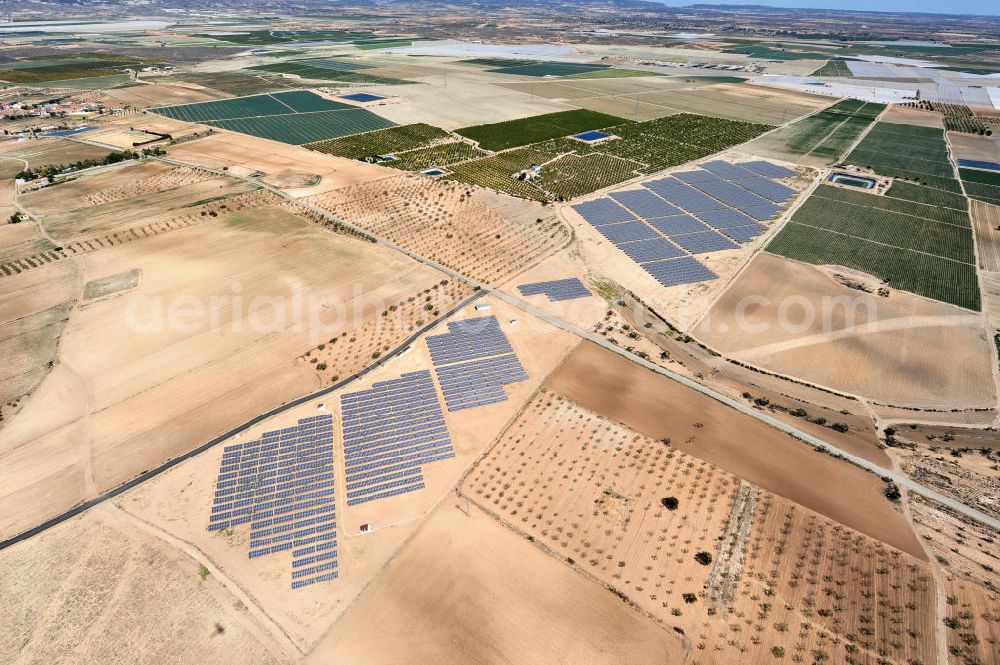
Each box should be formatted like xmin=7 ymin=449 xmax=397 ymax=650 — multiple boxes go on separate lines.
xmin=159 ymin=155 xmax=1000 ymax=533
xmin=0 ymin=291 xmax=485 ymax=551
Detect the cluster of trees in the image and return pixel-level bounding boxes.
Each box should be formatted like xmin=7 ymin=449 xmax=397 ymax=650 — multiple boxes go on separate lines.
xmin=15 ymin=147 xmax=165 ymax=182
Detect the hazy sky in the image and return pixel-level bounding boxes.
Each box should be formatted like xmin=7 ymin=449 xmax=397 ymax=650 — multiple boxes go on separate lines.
xmin=660 ymin=0 xmax=998 ymax=17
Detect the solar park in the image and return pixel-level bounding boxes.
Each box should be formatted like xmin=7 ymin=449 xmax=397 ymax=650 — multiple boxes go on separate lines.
xmin=426 ymin=316 xmax=528 ymax=412
xmin=340 ymin=370 xmax=455 ymax=507
xmin=153 ymin=90 xmax=396 ymax=145
xmin=572 ymin=159 xmax=797 ymax=287
xmin=207 ymin=414 xmax=338 ymax=590
xmin=517 ymin=277 xmax=592 ymax=301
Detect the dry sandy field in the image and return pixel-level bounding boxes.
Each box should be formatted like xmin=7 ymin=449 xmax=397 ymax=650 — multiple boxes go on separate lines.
xmin=972 ymin=199 xmax=1000 ymax=272
xmin=694 ymin=252 xmax=995 ymax=409
xmin=544 ymin=340 xmax=925 ymax=558
xmin=0 ymin=202 xmax=443 ymax=541
xmin=881 ymin=105 xmax=945 ymax=128
xmin=306 ymin=501 xmax=686 ymax=665
xmin=166 ymin=132 xmax=390 ymax=197
xmin=307 ymin=174 xmax=570 ymax=285
xmin=948 ymin=132 xmax=1000 ymax=163
xmin=605 ymin=291 xmax=891 ymax=467
xmin=0 ymin=506 xmax=288 ymax=665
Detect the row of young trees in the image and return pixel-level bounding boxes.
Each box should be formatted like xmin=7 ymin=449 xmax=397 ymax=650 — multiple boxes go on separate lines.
xmin=15 ymin=146 xmax=165 ymax=182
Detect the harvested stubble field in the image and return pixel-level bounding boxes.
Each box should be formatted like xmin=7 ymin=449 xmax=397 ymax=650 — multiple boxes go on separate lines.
xmin=305 ymin=174 xmax=569 ymax=284
xmin=0 ymin=509 xmax=286 ymax=665
xmin=104 ymin=81 xmax=229 ymax=107
xmin=695 ymin=252 xmax=993 ymax=408
xmin=544 ymin=340 xmax=926 ymax=558
xmin=298 ymin=278 xmax=475 ymax=385
xmin=767 ymin=184 xmax=980 ymax=310
xmin=247 ymin=61 xmax=412 ymax=86
xmin=972 ymin=200 xmax=1000 ymax=271
xmin=463 ymin=390 xmax=939 ymax=665
xmin=0 ymin=203 xmax=443 ymax=540
xmin=744 ymin=98 xmax=885 ymax=166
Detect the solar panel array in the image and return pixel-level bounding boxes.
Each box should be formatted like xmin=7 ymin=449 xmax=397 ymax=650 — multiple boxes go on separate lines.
xmin=518 ymin=278 xmax=592 ymax=302
xmin=427 ymin=316 xmax=528 ymax=411
xmin=208 ymin=414 xmax=338 ymax=590
xmin=571 ymin=159 xmax=798 ymax=287
xmin=340 ymin=370 xmax=454 ymax=507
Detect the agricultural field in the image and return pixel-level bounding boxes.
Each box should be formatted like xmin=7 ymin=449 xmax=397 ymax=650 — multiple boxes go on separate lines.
xmin=450 ymin=112 xmax=771 ymax=200
xmin=455 ymin=109 xmax=629 ymax=151
xmin=305 ymin=174 xmax=569 ymax=284
xmin=961 ymin=167 xmax=1000 ymax=205
xmin=810 ymin=59 xmax=852 ymax=76
xmin=153 ymin=91 xmax=396 ymax=145
xmin=154 ymin=71 xmax=307 ymax=96
xmin=461 ymin=58 xmax=612 ymax=77
xmin=382 ymin=141 xmax=486 ymax=171
xmin=247 ymin=61 xmax=412 ymax=86
xmin=745 ymin=98 xmax=886 ymax=165
xmin=695 ymin=252 xmax=994 ymax=408
xmin=305 ymin=123 xmax=452 ymax=159
xmin=0 ymin=54 xmax=153 ymax=83
xmin=467 ymin=385 xmax=938 ymax=664
xmin=846 ymin=121 xmax=962 ymax=192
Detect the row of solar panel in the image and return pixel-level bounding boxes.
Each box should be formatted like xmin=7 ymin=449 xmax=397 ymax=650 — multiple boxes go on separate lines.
xmin=215 ymin=460 xmax=333 ymax=489
xmin=342 ymin=391 xmax=438 ymax=416
xmin=427 ymin=338 xmax=514 ymax=366
xmin=345 ymin=454 xmax=455 ymax=488
xmin=345 ymin=448 xmax=455 ymax=480
xmin=211 ymin=486 xmax=334 ymax=515
xmin=292 ymin=549 xmax=337 ymax=569
xmin=209 ymin=493 xmax=334 ymax=524
xmin=346 ymin=466 xmax=422 ymax=492
xmin=343 ymin=417 xmax=447 ymax=446
xmin=516 ymin=277 xmax=592 ymax=302
xmin=291 ymin=571 xmax=338 ymax=590
xmin=292 ymin=560 xmax=338 ymax=580
xmin=293 ymin=538 xmax=337 ymax=558
xmin=222 ymin=427 xmax=334 ymax=455
xmin=249 ymin=512 xmax=336 ymax=540
xmin=343 ymin=426 xmax=449 ymax=457
xmin=214 ymin=470 xmax=335 ymax=499
xmin=346 ymin=481 xmax=427 ymax=507
xmin=222 ymin=437 xmax=334 ymax=464
xmin=219 ymin=450 xmax=333 ymax=479
xmin=249 ymin=519 xmax=337 ymax=549
xmin=345 ymin=436 xmax=452 ymax=471
xmin=343 ymin=408 xmax=443 ymax=436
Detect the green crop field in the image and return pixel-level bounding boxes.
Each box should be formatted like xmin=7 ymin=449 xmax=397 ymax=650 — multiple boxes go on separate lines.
xmin=846 ymin=122 xmax=961 ymax=192
xmin=0 ymin=57 xmax=148 ymax=83
xmin=754 ymin=99 xmax=885 ymax=162
xmin=154 ymin=91 xmax=395 ymax=145
xmin=768 ymin=223 xmax=979 ymax=310
xmin=767 ymin=184 xmax=978 ymax=309
xmin=960 ymin=168 xmax=1000 ymax=205
xmin=384 ymin=142 xmax=487 ymax=171
xmin=537 ymin=153 xmax=643 ymax=200
xmin=461 ymin=58 xmax=612 ymax=77
xmin=813 ymin=184 xmax=969 ymax=226
xmin=809 ymin=59 xmax=851 ymax=76
xmin=456 ymin=110 xmax=629 ymax=151
xmin=305 ymin=123 xmax=452 ymax=159
xmin=883 ymin=180 xmax=969 ymax=212
xmin=450 ymin=112 xmax=770 ymax=200
xmin=446 ymin=147 xmax=556 ymax=201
